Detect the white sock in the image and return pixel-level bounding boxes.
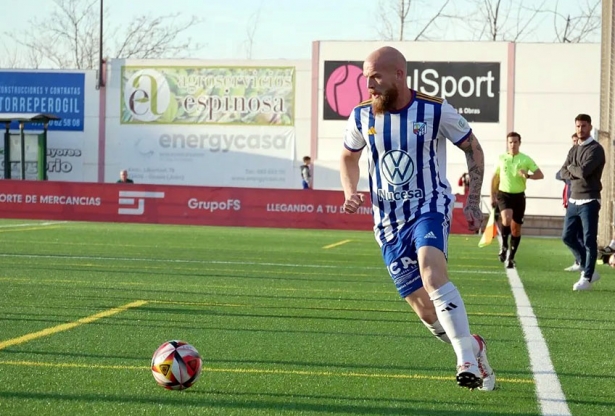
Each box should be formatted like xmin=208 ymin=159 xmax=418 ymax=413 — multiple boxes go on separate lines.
xmin=429 ymin=282 xmax=477 ymax=367
xmin=609 ymin=239 xmax=615 ymax=249
xmin=422 ymin=319 xmax=480 ymax=356
xmin=422 ymin=319 xmax=451 ymax=343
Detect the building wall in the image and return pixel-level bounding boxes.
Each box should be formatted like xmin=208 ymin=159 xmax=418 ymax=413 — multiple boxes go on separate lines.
xmin=513 ymin=43 xmax=600 ymax=215
xmin=311 ymin=41 xmax=601 ymax=216
xmin=103 ymin=59 xmax=311 ymax=188
xmin=1 ymin=42 xmax=601 ymax=218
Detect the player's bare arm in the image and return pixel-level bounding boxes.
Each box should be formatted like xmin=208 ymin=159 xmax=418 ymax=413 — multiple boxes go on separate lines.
xmin=340 ymin=148 xmax=364 ymax=213
xmin=457 ymin=133 xmax=485 ymax=231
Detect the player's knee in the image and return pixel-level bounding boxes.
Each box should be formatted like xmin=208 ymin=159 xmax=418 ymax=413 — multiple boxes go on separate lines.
xmin=419 ymin=268 xmax=449 ymax=292
xmin=501 ymin=214 xmax=512 ymax=226
xmin=417 ymin=248 xmax=448 ymax=289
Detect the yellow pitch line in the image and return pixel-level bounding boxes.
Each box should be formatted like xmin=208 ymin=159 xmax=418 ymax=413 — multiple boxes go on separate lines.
xmin=466 ymin=294 xmax=510 ymax=298
xmin=152 ymin=300 xmax=247 ymax=308
xmin=322 ymin=239 xmax=352 ymax=249
xmin=0 ymin=360 xmax=144 ymax=370
xmin=150 ymin=300 xmax=516 ymax=317
xmin=0 ymin=300 xmax=147 ymax=351
xmin=204 ymin=367 xmax=534 ymax=385
xmin=469 ymin=312 xmax=516 ymax=317
xmin=0 ymin=226 xmax=62 ymax=233
xmin=0 ymin=360 xmax=533 ymax=384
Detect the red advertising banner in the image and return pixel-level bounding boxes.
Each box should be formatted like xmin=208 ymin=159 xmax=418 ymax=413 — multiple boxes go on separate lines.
xmin=0 ymin=181 xmax=473 ymax=234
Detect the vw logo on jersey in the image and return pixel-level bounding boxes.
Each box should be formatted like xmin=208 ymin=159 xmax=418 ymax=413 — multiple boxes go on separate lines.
xmin=381 ymin=150 xmax=415 ymax=186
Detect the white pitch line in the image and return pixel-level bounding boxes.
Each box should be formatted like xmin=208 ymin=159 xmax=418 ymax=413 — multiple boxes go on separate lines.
xmin=0 ymin=253 xmax=500 ymax=274
xmin=0 ymin=221 xmax=67 ymax=229
xmin=506 ymin=267 xmax=570 ymax=416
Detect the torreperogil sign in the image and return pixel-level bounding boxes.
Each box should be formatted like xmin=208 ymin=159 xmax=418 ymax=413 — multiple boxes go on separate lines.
xmin=0 ymin=71 xmax=85 ymax=131
xmin=121 ymin=66 xmax=295 ymax=126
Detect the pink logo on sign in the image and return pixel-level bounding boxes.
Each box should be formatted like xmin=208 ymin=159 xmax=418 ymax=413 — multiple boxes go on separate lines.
xmin=325 ymin=64 xmax=369 ymax=118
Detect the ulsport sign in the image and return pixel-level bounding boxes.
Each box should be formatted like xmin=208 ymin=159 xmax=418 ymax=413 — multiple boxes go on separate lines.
xmin=406 ymin=62 xmax=499 ymax=122
xmin=323 ymin=61 xmax=500 ymax=123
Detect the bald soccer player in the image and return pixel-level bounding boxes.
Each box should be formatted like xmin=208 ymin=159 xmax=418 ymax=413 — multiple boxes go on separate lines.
xmin=340 ymin=46 xmax=495 ymax=391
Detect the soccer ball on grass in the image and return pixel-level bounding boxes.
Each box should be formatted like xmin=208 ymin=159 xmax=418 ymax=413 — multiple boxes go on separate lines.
xmin=151 ymin=340 xmax=202 ymax=390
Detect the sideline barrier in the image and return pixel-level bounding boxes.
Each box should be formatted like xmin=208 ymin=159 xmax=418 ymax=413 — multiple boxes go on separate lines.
xmin=0 ymin=181 xmax=473 ymax=234
xmin=451 ymin=193 xmax=474 ymax=235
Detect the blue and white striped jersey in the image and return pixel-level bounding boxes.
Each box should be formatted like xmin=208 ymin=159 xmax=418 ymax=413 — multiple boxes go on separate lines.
xmin=344 ymin=91 xmax=471 ymax=245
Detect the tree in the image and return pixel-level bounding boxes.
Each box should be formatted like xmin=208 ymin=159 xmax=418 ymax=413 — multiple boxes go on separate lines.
xmin=463 ymin=0 xmax=547 ymax=42
xmin=242 ymin=2 xmax=264 ymax=60
xmin=0 ymin=42 xmax=42 ymax=69
xmin=548 ymin=0 xmax=601 ymax=43
xmin=376 ymin=0 xmax=452 ymax=41
xmin=6 ymin=0 xmax=204 ymax=69
xmin=376 ymin=0 xmax=601 ymax=43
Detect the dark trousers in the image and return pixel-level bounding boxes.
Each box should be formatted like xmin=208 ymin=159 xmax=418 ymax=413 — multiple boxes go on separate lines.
xmin=573 ymin=228 xmax=584 ymax=264
xmin=562 ymin=200 xmax=600 ymax=278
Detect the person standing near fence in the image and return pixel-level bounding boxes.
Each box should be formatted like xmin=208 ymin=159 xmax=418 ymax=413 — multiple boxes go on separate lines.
xmin=117 ymin=170 xmax=134 ymax=184
xmin=490 ymin=132 xmax=544 ymax=269
xmin=556 ymin=133 xmax=584 ymax=272
xmin=300 ymin=156 xmax=312 ymax=189
xmin=559 ymin=114 xmax=606 ymax=291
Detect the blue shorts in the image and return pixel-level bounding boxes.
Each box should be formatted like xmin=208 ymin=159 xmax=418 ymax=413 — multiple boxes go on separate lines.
xmin=381 ymin=212 xmax=450 ymax=298
xmin=302 ymin=180 xmax=310 ymax=189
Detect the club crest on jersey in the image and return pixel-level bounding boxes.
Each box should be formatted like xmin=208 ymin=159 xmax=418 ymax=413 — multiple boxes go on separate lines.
xmin=381 ymin=150 xmax=415 ymax=186
xmin=412 ymin=122 xmax=427 ymax=136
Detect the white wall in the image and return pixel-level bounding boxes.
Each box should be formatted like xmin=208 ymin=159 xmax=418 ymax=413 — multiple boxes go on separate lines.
xmin=311 ymin=41 xmax=601 ymax=216
xmin=104 ymin=59 xmax=311 ymax=188
xmin=3 ymin=43 xmax=600 ymax=217
xmin=513 ymin=43 xmax=601 ymax=215
xmin=313 ymin=41 xmax=510 ymax=200
xmin=80 ymin=70 xmax=100 ymax=182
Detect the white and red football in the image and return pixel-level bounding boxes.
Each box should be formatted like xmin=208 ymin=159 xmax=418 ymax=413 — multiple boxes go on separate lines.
xmin=151 ymin=340 xmax=202 ymax=390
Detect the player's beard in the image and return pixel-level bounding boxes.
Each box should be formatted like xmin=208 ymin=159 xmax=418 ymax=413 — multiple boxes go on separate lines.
xmin=371 ymin=85 xmax=399 ymax=115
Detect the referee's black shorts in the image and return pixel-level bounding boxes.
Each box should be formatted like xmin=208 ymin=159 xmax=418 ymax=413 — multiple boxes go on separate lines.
xmin=496 ymin=191 xmax=526 ymax=224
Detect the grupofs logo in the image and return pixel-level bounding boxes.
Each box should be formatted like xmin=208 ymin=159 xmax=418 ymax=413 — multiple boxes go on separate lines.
xmin=323 ymin=62 xmax=369 ymax=120
xmin=124 ymin=69 xmax=171 ymax=122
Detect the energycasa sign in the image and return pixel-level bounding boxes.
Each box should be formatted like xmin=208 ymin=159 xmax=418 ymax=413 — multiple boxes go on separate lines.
xmin=105 ymin=62 xmax=297 ymax=187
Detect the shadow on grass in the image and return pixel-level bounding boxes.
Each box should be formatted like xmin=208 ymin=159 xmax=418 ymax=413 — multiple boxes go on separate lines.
xmin=0 ymin=390 xmax=540 ymax=415
xmin=0 ymin=348 xmax=539 ymax=380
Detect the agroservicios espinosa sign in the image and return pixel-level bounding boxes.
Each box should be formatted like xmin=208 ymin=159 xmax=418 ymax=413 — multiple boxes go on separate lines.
xmin=121 ymin=66 xmax=295 ymax=126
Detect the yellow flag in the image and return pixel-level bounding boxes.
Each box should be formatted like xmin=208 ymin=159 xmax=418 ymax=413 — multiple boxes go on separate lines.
xmin=478 ymin=208 xmax=497 ymax=248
